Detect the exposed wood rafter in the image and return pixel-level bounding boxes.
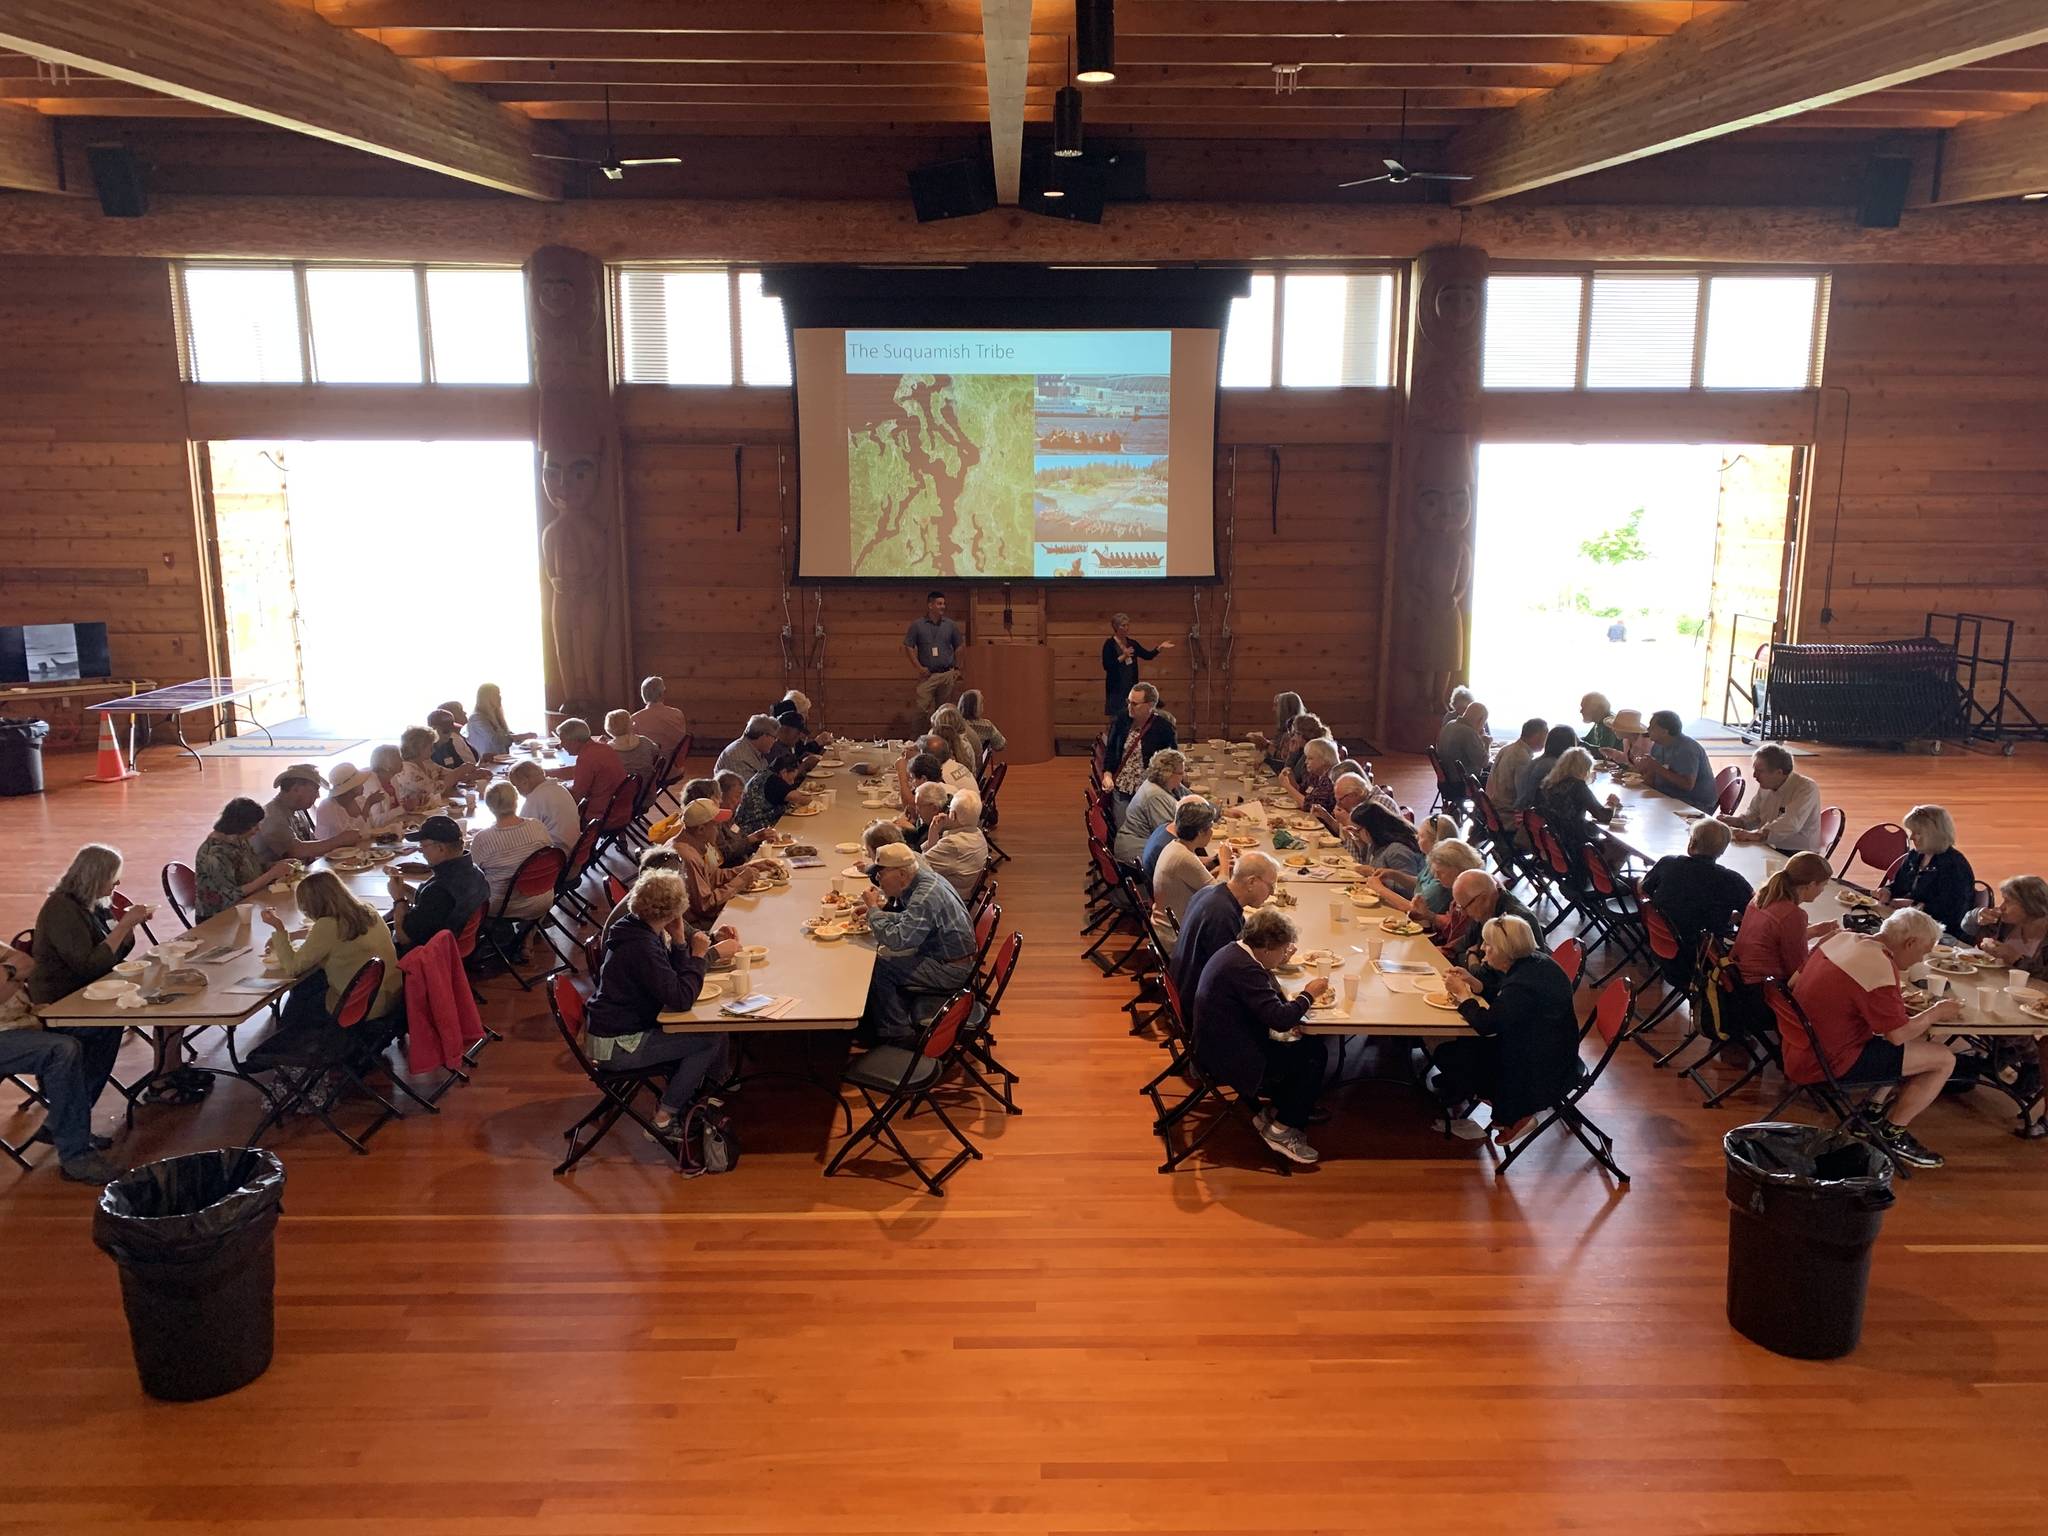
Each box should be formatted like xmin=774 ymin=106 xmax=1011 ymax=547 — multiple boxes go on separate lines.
xmin=1927 ymin=100 xmax=2048 ymax=203
xmin=982 ymin=0 xmax=1031 ymax=204
xmin=0 ymin=95 xmax=62 ymax=191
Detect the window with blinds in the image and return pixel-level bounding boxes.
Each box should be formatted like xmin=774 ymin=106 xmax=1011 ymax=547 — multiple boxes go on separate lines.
xmin=1482 ymin=275 xmax=1582 ymax=389
xmin=614 ymin=267 xmax=793 ymax=387
xmin=1222 ymin=268 xmax=1397 ymax=389
xmin=176 ymin=262 xmax=526 ymax=385
xmin=1483 ymin=267 xmax=1828 ymax=392
xmin=1220 ymin=273 xmax=1278 ymax=388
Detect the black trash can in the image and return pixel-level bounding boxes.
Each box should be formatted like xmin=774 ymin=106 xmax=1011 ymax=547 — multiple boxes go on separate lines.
xmin=0 ymin=716 xmax=48 ymax=797
xmin=92 ymin=1148 xmax=286 ymax=1401
xmin=1725 ymin=1122 xmax=1894 ymax=1360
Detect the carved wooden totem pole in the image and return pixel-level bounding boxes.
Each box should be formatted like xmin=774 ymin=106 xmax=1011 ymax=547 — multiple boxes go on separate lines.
xmin=1388 ymin=243 xmax=1487 ymax=752
xmin=527 ymin=244 xmax=628 ymax=720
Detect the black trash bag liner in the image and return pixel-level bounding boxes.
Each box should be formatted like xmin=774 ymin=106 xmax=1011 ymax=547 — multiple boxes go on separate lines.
xmin=93 ymin=1147 xmax=285 ymax=1262
xmin=1725 ymin=1120 xmax=1894 ymax=1193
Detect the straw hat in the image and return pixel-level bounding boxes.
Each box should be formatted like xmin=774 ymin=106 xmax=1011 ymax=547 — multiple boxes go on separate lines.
xmin=1610 ymin=709 xmax=1647 ymax=735
xmin=325 ymin=761 xmax=370 ymax=797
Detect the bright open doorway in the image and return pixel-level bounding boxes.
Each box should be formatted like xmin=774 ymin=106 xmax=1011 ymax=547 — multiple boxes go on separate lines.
xmin=204 ymin=440 xmax=547 ymax=736
xmin=1469 ymin=442 xmax=1800 ymax=732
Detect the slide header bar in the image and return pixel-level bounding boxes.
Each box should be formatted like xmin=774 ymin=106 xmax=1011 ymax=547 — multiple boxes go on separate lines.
xmin=840 ymin=328 xmax=1171 ymax=377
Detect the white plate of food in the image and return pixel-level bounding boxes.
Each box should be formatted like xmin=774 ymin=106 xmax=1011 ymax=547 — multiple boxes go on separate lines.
xmin=1317 ymin=853 xmax=1351 ymax=867
xmin=815 ymin=757 xmax=845 ymax=768
xmin=2019 ymin=999 xmax=2048 ymax=1024
xmin=835 ymin=842 xmax=863 ymax=854
xmin=1380 ymin=916 xmax=1427 ymax=936
xmin=786 ymin=803 xmax=825 ymax=817
xmin=842 ymin=864 xmax=871 ymax=879
xmin=1297 ymin=949 xmax=1342 ymax=969
xmin=1929 ymin=957 xmax=1976 ymax=976
xmin=809 ymin=922 xmax=849 ymax=942
xmin=1282 ymin=852 xmax=1313 ymax=869
xmin=695 ymin=980 xmax=724 ymax=1003
xmin=83 ymin=977 xmax=137 ymax=1001
xmin=1838 ymin=891 xmax=1883 ymax=911
xmin=1422 ymin=991 xmax=1460 ymax=1011
xmin=1347 ymin=888 xmax=1382 ymax=908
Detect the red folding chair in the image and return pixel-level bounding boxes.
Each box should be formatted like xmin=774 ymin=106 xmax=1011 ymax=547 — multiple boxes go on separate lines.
xmin=1713 ymin=766 xmax=1747 ymax=816
xmin=1838 ymin=823 xmax=1907 ymax=887
xmin=1551 ymin=936 xmax=1584 ymax=987
xmin=1491 ymin=975 xmax=1635 ymax=1184
xmin=160 ymin=862 xmax=199 ymax=929
xmin=1818 ymin=806 xmax=1846 ymax=861
xmin=245 ymin=958 xmax=420 ymax=1154
xmin=824 ymin=990 xmax=983 ymax=1196
xmin=485 ymin=845 xmax=571 ymax=991
xmin=547 ymin=974 xmax=680 ymax=1175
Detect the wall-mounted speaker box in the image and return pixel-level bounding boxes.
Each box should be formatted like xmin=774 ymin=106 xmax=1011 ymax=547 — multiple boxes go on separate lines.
xmin=86 ymin=145 xmax=148 ymax=218
xmin=908 ymin=158 xmax=996 ymax=223
xmin=1856 ymin=156 xmax=1912 ymax=229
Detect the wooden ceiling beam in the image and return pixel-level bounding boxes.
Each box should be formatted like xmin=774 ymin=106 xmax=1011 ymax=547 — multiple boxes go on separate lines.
xmin=0 ymin=0 xmax=564 ymax=197
xmin=1445 ymin=0 xmax=2048 ymax=203
xmin=324 ymin=1 xmax=1706 ymax=36
xmin=518 ymin=100 xmax=1490 ymax=127
xmin=384 ymin=31 xmax=1056 ymax=65
xmin=1925 ymin=100 xmax=2048 ymax=203
xmin=446 ymin=60 xmax=1581 ymax=92
xmin=0 ymin=95 xmax=65 ymax=191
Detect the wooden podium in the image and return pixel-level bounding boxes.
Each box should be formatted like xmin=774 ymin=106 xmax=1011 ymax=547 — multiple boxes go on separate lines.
xmin=962 ymin=643 xmax=1053 ymax=763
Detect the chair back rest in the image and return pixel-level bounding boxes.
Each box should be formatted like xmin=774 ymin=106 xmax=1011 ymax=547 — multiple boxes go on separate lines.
xmin=1641 ymin=895 xmax=1682 ymax=961
xmin=1590 ymin=976 xmax=1633 ymax=1047
xmin=1089 ymin=837 xmax=1123 ymax=889
xmin=10 ymin=927 xmax=35 ymax=954
xmin=1818 ymin=806 xmax=1845 ymax=860
xmin=1713 ymin=765 xmax=1746 ymax=815
xmin=1760 ymin=981 xmax=1834 ymax=1081
xmin=564 ymin=821 xmax=605 ymax=885
xmin=983 ymin=760 xmax=1007 ymax=805
xmin=603 ymin=872 xmax=628 ymax=911
xmin=1471 ymin=787 xmax=1507 ymax=836
xmin=1085 ymin=800 xmax=1110 ymax=847
xmin=110 ymin=889 xmax=156 ymax=944
xmin=455 ymin=906 xmax=482 ymax=960
xmin=1971 ymin=880 xmax=1994 ymax=913
xmin=1552 ymin=936 xmax=1584 ymax=986
xmin=1524 ymin=811 xmax=1572 ymax=880
xmin=161 ymin=861 xmax=199 ymax=929
xmin=972 ymin=901 xmax=999 ymax=962
xmin=1581 ymin=840 xmax=1627 ymax=898
xmin=510 ymin=845 xmax=567 ymax=901
xmin=1160 ymin=964 xmax=1189 ymax=1041
xmin=548 ymin=975 xmax=600 ymax=1074
xmin=602 ymin=775 xmax=643 ymax=831
xmin=333 ymin=957 xmax=386 ymax=1029
xmin=981 ymin=930 xmax=1022 ymax=1014
xmin=1841 ymin=822 xmax=1907 ymax=882
xmin=969 ymin=876 xmax=997 ymax=919
xmin=920 ymin=990 xmax=976 ymax=1060
xmin=1880 ymin=853 xmax=1906 ymax=886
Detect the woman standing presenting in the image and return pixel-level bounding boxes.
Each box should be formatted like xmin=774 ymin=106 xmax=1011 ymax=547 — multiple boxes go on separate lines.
xmin=1101 ymin=613 xmax=1173 ymax=720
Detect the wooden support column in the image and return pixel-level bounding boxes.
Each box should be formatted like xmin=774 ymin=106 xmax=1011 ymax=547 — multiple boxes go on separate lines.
xmin=527 ymin=245 xmax=629 ymax=721
xmin=1386 ymin=244 xmax=1486 ymax=754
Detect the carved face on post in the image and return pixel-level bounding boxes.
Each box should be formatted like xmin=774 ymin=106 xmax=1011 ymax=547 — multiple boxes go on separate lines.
xmin=540 ymin=450 xmax=601 ymax=519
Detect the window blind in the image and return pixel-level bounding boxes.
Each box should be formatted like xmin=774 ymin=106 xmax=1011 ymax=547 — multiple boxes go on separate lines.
xmin=305 ymin=267 xmax=423 ymax=384
xmin=181 ymin=266 xmax=303 ymax=384
xmin=1702 ymin=274 xmax=1823 ymax=389
xmin=1220 ymin=273 xmax=1276 ymax=389
xmin=1482 ymin=274 xmax=1582 ymax=389
xmin=736 ymin=272 xmax=791 ymax=387
xmin=616 ymin=268 xmax=732 ymax=386
xmin=1584 ymin=273 xmax=1701 ymax=389
xmin=1280 ymin=272 xmax=1394 ymax=387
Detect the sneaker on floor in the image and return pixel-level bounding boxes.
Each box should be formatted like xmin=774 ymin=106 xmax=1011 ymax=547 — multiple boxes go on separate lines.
xmin=1257 ymin=1118 xmax=1319 ymax=1164
xmin=1879 ymin=1120 xmax=1945 ymax=1169
xmin=1251 ymin=1107 xmax=1274 ymax=1135
xmin=58 ymin=1151 xmax=121 ymax=1184
xmin=29 ymin=1129 xmax=114 ymax=1151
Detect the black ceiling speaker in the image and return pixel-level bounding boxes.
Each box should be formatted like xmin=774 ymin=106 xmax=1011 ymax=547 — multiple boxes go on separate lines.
xmin=1021 ymin=152 xmax=1107 ymax=223
xmin=1856 ymin=155 xmax=1913 ymax=229
xmin=86 ymin=145 xmax=147 ymax=218
xmin=907 ymin=157 xmax=996 ymax=223
xmin=1076 ymin=0 xmax=1115 ymax=83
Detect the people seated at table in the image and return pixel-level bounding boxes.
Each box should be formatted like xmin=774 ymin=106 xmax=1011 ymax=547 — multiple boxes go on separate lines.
xmin=1641 ymin=818 xmax=1754 ymax=975
xmin=911 ymin=731 xmax=975 ymax=793
xmin=254 ymin=872 xmax=404 ymax=1056
xmin=859 ymin=844 xmax=978 ymax=1044
xmin=194 ymin=797 xmax=297 ymax=921
xmin=716 ymin=715 xmax=778 ymax=782
xmin=1434 ymin=915 xmax=1582 ymax=1144
xmin=863 ymin=820 xmax=908 ymax=861
xmin=256 ymin=763 xmax=366 ymax=864
xmin=1152 ymin=798 xmax=1229 ymax=944
xmin=1140 ymin=792 xmax=1194 ymax=885
xmin=893 ymin=748 xmax=950 ymax=819
xmin=1247 ymin=690 xmax=1304 ymax=772
xmin=772 ymin=703 xmax=829 ymax=764
xmin=630 ymin=675 xmax=689 ymax=762
xmin=1733 ymin=852 xmax=1838 ymax=986
xmin=1599 ymin=707 xmax=1651 ymax=768
xmin=470 ymin=781 xmax=557 ymax=921
xmin=604 ymin=708 xmax=661 ymax=786
xmin=363 ymin=743 xmax=407 ymax=822
xmin=1349 ymin=802 xmax=1425 ymax=879
xmin=1190 ymin=904 xmax=1332 ymax=1165
xmin=1535 ymin=747 xmax=1620 ymax=847
xmin=1962 ymin=875 xmax=2048 ymax=974
xmin=1488 ymin=718 xmax=1547 ymax=813
xmin=1517 ymin=724 xmax=1579 ymax=811
xmin=387 ymin=816 xmax=489 ymax=953
xmin=921 ymin=789 xmax=990 ymax=900
xmin=1444 ymin=685 xmax=1473 ymax=725
xmin=1442 ymin=870 xmax=1542 ymax=983
xmin=21 ymin=845 xmax=149 ymax=1181
xmin=1790 ymin=909 xmax=1960 ymax=1169
xmin=552 ymin=717 xmax=633 ymax=825
xmin=1720 ymin=744 xmax=1823 ymax=853
xmin=659 ymin=774 xmax=769 ymax=866
xmin=1628 ymin=709 xmax=1717 ymax=812
xmin=1434 ymin=699 xmax=1490 ymax=785
xmin=1578 ymin=692 xmax=1621 ymax=753
xmin=0 ymin=937 xmax=119 ymax=1183
xmin=508 ymin=759 xmax=581 ymax=851
xmin=583 ymin=869 xmax=733 ymax=1146
xmin=956 ymin=689 xmax=1006 ymax=759
xmin=1115 ymin=748 xmax=1188 ymax=867
xmin=902 ymin=781 xmax=949 ymax=852
xmin=1170 ymin=853 xmax=1279 ymax=1005
xmin=928 ymin=707 xmax=981 ymax=778
xmin=672 ymin=797 xmax=766 ymax=927
xmin=1101 ymin=683 xmax=1178 ymax=813
xmin=427 ymin=707 xmax=484 ymax=777
xmin=736 ymin=748 xmax=815 ymax=835
xmin=1884 ymin=803 xmax=1976 ymax=937
xmin=313 ymin=762 xmax=392 ymax=842
xmin=395 ymin=726 xmax=457 ymax=806
xmin=1295 ymin=737 xmax=1340 ymax=813
xmin=464 ymin=682 xmax=534 ymax=759
xmin=1371 ymin=828 xmax=1483 ymax=931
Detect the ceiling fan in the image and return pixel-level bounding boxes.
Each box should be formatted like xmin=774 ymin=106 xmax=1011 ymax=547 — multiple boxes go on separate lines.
xmin=533 ymin=85 xmax=683 ymax=181
xmin=1338 ymin=93 xmax=1474 ymax=190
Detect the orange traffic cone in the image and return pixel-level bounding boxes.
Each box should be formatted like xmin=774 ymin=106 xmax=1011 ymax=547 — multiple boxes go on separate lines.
xmin=88 ymin=714 xmax=139 ymax=783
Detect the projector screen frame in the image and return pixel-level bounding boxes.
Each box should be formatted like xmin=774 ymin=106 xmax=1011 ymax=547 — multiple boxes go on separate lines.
xmin=764 ymin=264 xmax=1248 ymax=586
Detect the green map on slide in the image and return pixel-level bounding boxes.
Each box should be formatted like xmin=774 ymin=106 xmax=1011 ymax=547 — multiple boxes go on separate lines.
xmin=847 ymin=373 xmax=1033 ymax=577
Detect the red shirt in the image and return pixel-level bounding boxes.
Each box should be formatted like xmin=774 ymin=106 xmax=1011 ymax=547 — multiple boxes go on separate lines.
xmin=558 ymin=739 xmax=628 ymax=826
xmin=1787 ymin=931 xmax=1908 ymax=1083
xmin=1733 ymin=899 xmax=1810 ymax=986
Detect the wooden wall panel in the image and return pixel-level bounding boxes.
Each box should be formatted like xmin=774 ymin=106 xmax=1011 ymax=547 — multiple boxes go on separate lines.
xmin=0 ymin=260 xmax=206 ymax=740
xmin=1799 ymin=265 xmax=2048 ymax=718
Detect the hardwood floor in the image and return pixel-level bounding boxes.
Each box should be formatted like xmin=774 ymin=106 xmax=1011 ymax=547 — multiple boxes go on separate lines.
xmin=4 ymin=737 xmax=2047 ymax=1534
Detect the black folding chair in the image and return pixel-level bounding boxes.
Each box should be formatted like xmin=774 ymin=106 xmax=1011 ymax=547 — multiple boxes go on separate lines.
xmin=1758 ymin=982 xmax=1913 ymax=1175
xmin=483 ymin=845 xmax=571 ymax=991
xmin=824 ymin=990 xmax=983 ymax=1196
xmin=245 ymin=959 xmax=431 ymax=1155
xmin=1490 ymin=975 xmax=1636 ymax=1184
xmin=547 ymin=974 xmax=681 ymax=1176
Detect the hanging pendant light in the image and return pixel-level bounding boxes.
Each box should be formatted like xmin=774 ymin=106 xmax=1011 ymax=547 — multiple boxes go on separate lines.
xmin=1054 ymin=85 xmax=1084 ymax=157
xmin=1076 ymin=0 xmax=1115 ymax=84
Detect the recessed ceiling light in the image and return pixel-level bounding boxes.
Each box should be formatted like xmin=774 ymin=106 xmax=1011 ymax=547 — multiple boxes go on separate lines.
xmin=1076 ymin=0 xmax=1115 ymax=83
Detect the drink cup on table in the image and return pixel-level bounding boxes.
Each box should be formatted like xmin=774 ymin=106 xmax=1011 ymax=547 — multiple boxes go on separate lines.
xmin=1341 ymin=972 xmax=1361 ymax=1009
xmin=1976 ymin=985 xmax=1997 ymax=1015
xmin=2011 ymin=968 xmax=2031 ymax=996
xmin=1329 ymin=899 xmax=1348 ymax=927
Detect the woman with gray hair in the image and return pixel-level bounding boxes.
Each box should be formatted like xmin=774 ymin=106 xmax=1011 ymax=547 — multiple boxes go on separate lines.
xmin=929 ymin=706 xmax=980 ymax=777
xmin=1188 ymin=902 xmax=1332 ymax=1164
xmin=1295 ymin=737 xmax=1341 ymax=813
xmin=1113 ymin=748 xmax=1188 ymax=866
xmin=1884 ymin=803 xmax=1976 ymax=937
xmin=1436 ymin=914 xmax=1581 ymax=1143
xmin=956 ymin=689 xmax=1007 ymax=757
xmin=1250 ymin=691 xmax=1305 ymax=772
xmin=1374 ymin=832 xmax=1485 ymax=930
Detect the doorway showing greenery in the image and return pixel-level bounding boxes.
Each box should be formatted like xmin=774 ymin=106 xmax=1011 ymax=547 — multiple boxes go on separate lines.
xmin=1468 ymin=443 xmax=1799 ymax=731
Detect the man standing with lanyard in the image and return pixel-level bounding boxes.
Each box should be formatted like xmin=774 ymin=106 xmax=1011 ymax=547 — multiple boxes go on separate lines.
xmin=903 ymin=590 xmax=964 ymax=716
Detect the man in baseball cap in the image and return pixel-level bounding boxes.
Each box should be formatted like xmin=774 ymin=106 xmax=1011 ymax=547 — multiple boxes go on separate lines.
xmin=389 ymin=814 xmax=490 ymax=952
xmin=255 ymin=762 xmax=363 ymax=864
xmin=672 ymin=797 xmax=766 ymax=928
xmin=859 ymin=841 xmax=976 ymax=1042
